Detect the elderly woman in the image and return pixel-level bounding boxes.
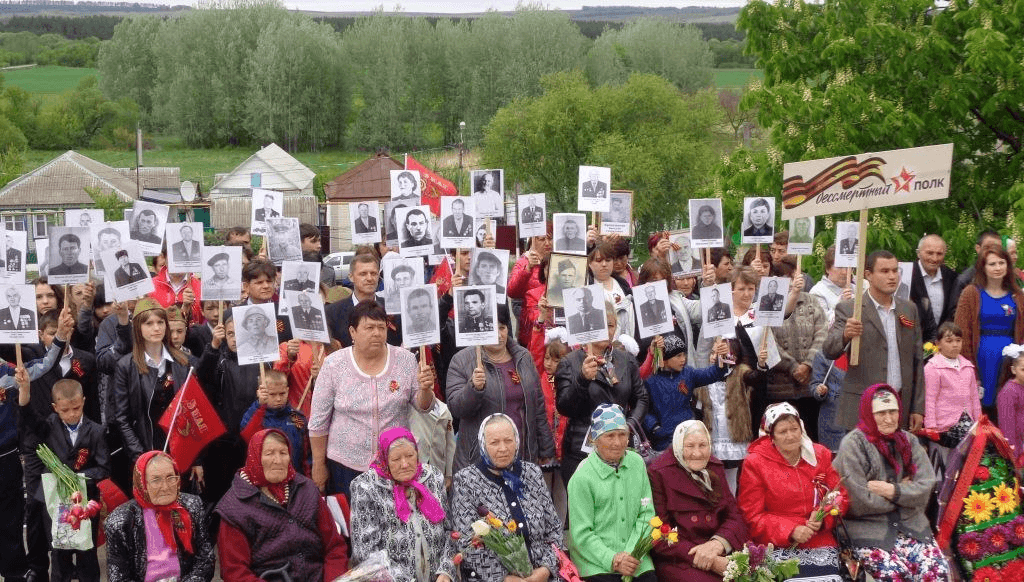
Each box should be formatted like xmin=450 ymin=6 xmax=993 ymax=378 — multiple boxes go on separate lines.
xmin=738 ymin=403 xmax=844 ymax=581
xmin=216 ymin=429 xmax=348 ymax=582
xmin=451 ymin=414 xmax=562 ymax=581
xmin=447 ymin=305 xmax=555 ymax=472
xmin=833 ymin=385 xmax=950 ymax=581
xmin=567 ymin=404 xmax=656 ymax=581
xmin=349 ymin=427 xmax=456 ymax=582
xmin=649 ymin=421 xmax=748 ymax=581
xmin=105 ymin=451 xmax=214 ymax=582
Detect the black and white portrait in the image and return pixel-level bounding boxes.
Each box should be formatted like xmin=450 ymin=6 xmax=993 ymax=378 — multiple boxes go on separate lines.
xmin=600 ymin=191 xmax=632 ymax=235
xmin=787 ymin=217 xmax=815 ymax=255
xmin=65 ymin=208 xmax=103 ymax=231
xmin=349 ymin=201 xmax=381 ymax=245
xmin=201 ymin=246 xmax=243 ymax=302
xmin=562 ymin=284 xmax=608 ymax=345
xmin=454 ymin=285 xmax=498 ymax=347
xmin=47 ymin=226 xmax=91 ymax=285
xmin=689 ymin=198 xmax=724 ymax=249
xmin=741 ymin=197 xmax=776 ymax=244
xmin=381 ymin=256 xmax=425 ymax=315
xmin=233 ymin=303 xmax=280 ymax=365
xmin=633 ymin=282 xmax=672 ymax=339
xmin=835 ymin=221 xmax=859 ymax=268
xmin=471 ymin=169 xmax=504 ymax=219
xmin=166 ymin=222 xmax=204 ymax=274
xmin=897 ymin=262 xmax=913 ymax=302
xmin=266 ymin=217 xmax=302 ymax=265
xmin=384 ymin=200 xmax=408 ymax=246
xmin=400 ymin=284 xmax=440 ymax=348
xmin=546 ymin=253 xmax=586 ymax=308
xmin=577 ymin=165 xmax=611 ymax=213
xmin=93 ymin=220 xmax=129 ymax=273
xmin=251 ymin=188 xmax=283 ymax=236
xmin=34 ymin=239 xmax=49 ymax=277
xmin=391 ymin=169 xmax=422 ymax=203
xmin=101 ymin=246 xmax=154 ymax=302
xmin=0 ymin=284 xmax=37 ymax=343
xmin=288 ymin=290 xmax=330 ymax=344
xmin=282 ymin=260 xmax=320 ymax=294
xmin=700 ymin=283 xmax=735 ymax=339
xmin=129 ymin=200 xmax=169 ymax=256
xmin=396 ymin=205 xmax=434 ymax=258
xmin=755 ymin=276 xmax=790 ymax=327
xmin=0 ymin=229 xmax=27 ymax=283
xmin=468 ymin=248 xmax=510 ymax=304
xmin=668 ymin=229 xmax=701 ymax=276
xmin=517 ymin=194 xmax=547 ymax=238
xmin=440 ymin=196 xmax=476 ymax=249
xmin=552 ymin=213 xmax=587 ymax=256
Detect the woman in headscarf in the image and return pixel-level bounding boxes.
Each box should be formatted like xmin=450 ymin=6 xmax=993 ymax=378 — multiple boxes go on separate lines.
xmin=104 ymin=451 xmax=215 ymax=582
xmin=451 ymin=413 xmax=562 ymax=581
xmin=215 ymin=429 xmax=348 ymax=582
xmin=567 ymin=404 xmax=656 ymax=582
xmin=738 ymin=403 xmax=845 ymax=582
xmin=833 ymin=384 xmax=950 ymax=582
xmin=648 ymin=421 xmax=748 ymax=581
xmin=349 ymin=427 xmax=456 ymax=582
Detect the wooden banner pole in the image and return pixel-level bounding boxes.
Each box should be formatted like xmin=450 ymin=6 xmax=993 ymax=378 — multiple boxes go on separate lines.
xmin=850 ymin=208 xmax=869 ymax=366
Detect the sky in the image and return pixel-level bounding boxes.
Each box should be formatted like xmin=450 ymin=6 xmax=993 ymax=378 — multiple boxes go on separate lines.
xmin=85 ymin=0 xmax=750 ymax=14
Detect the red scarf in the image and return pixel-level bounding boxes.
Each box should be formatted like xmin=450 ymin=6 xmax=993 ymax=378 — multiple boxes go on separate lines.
xmin=240 ymin=429 xmax=296 ymax=505
xmin=855 ymin=384 xmax=916 ymax=479
xmin=132 ymin=451 xmax=194 ymax=554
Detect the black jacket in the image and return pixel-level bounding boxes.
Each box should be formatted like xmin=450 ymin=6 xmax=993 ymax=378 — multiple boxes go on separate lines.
xmin=909 ymin=262 xmax=957 ymax=342
xmin=325 ymin=296 xmax=402 ymax=347
xmin=195 ymin=344 xmax=260 ymax=436
xmin=19 ymin=404 xmax=108 ymax=499
xmin=111 ymin=353 xmax=194 ymax=462
xmin=26 ymin=345 xmax=99 ymax=425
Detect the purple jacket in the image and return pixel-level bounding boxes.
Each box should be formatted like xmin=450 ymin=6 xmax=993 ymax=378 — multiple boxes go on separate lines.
xmin=647 ymin=449 xmax=748 ymax=582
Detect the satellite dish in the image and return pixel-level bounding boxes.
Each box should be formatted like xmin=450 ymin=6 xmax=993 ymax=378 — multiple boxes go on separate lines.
xmin=180 ymin=181 xmax=197 ymax=202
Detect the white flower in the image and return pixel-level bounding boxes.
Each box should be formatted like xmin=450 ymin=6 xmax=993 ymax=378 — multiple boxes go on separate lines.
xmin=471 ymin=520 xmax=491 ymax=537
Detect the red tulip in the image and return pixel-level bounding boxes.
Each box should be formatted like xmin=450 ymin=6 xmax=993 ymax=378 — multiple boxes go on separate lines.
xmin=453 ymin=553 xmax=464 ymax=566
xmin=660 ymin=524 xmax=671 ymax=534
xmin=450 ymin=531 xmax=462 ymax=540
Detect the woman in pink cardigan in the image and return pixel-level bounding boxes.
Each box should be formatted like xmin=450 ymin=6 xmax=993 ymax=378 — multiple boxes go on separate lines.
xmin=922 ymin=322 xmax=982 ymax=431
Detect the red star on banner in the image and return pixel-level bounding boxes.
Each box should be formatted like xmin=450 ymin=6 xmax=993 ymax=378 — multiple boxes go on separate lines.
xmin=891 ymin=166 xmax=915 ymax=193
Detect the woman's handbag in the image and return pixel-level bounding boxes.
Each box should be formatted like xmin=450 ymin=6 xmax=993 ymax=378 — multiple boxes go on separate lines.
xmin=553 ymin=543 xmax=583 ymax=582
xmin=626 ymin=418 xmax=656 ymax=464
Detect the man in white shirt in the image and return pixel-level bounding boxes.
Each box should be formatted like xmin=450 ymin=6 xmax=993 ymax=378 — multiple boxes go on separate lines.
xmin=909 ymin=234 xmax=957 ymax=342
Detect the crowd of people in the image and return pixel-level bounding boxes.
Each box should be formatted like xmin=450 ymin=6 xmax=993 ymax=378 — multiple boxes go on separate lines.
xmin=0 ymin=212 xmax=1018 ymax=582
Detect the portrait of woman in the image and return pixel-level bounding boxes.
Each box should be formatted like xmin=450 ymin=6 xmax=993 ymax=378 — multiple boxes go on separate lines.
xmin=392 ymin=170 xmax=420 ymax=202
xmin=691 ymin=204 xmax=723 ymax=242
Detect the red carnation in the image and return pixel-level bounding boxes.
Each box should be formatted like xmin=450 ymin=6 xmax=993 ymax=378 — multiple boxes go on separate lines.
xmin=975 ymin=466 xmax=991 ymax=481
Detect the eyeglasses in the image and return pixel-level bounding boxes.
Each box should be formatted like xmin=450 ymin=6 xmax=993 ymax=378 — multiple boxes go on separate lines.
xmin=147 ymin=475 xmax=180 ymax=487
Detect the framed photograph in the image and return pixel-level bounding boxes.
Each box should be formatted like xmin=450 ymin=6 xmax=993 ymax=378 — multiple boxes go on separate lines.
xmin=251 ymin=188 xmax=283 ymax=236
xmin=787 ymin=217 xmax=815 ymax=255
xmin=93 ymin=221 xmax=130 ymax=273
xmin=517 ymin=194 xmax=547 ymax=238
xmin=577 ymin=165 xmax=611 ymax=213
xmin=64 ymin=209 xmax=103 ymax=230
xmin=166 ymin=222 xmax=205 ymax=274
xmin=384 ymin=200 xmax=409 ymax=246
xmin=35 ymin=238 xmax=49 ymax=276
xmin=689 ymin=198 xmax=725 ymax=249
xmin=699 ymin=283 xmax=735 ymax=339
xmin=381 ymin=256 xmax=425 ymax=315
xmin=400 ymin=284 xmax=440 ymax=348
xmin=391 ymin=169 xmax=422 ymax=203
xmin=396 ymin=205 xmax=434 ymax=258
xmin=468 ymin=248 xmax=510 ymax=304
xmin=279 ymin=260 xmax=321 ymax=315
xmin=472 ymin=217 xmax=493 ymax=248
xmin=129 ymin=200 xmax=169 ymax=256
xmin=201 ymin=246 xmax=243 ymax=302
xmin=0 ymin=284 xmax=37 ymax=343
xmin=600 ymin=190 xmax=632 ymax=235
xmin=754 ymin=276 xmax=790 ymax=328
xmin=101 ymin=246 xmax=154 ymax=302
xmin=741 ymin=197 xmax=776 ymax=244
xmin=287 ymin=290 xmax=330 ymax=344
xmin=266 ymin=217 xmax=302 ymax=265
xmin=896 ymin=262 xmax=913 ymax=301
xmin=454 ymin=285 xmax=498 ymax=347
xmin=562 ymin=284 xmax=609 ymax=345
xmin=835 ymin=221 xmax=859 ymax=268
xmin=546 ymin=253 xmax=587 ymax=308
xmin=47 ymin=226 xmax=91 ymax=285
xmin=233 ymin=303 xmax=280 ymax=365
xmin=349 ymin=201 xmax=381 ymax=245
xmin=633 ymin=281 xmax=672 ymax=339
xmin=471 ymin=169 xmax=504 ymax=219
xmin=440 ymin=196 xmax=476 ymax=249
xmin=668 ymin=229 xmax=701 ymax=276
xmin=552 ymin=213 xmax=587 ymax=256
xmin=0 ymin=229 xmax=27 ymax=284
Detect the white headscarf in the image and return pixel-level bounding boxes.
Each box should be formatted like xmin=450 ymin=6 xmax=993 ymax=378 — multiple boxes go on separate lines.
xmin=760 ymin=402 xmax=817 ymax=466
xmin=673 ymin=420 xmax=713 ymax=493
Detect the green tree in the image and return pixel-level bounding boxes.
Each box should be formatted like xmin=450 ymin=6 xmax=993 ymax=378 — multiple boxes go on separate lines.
xmin=586 ymin=18 xmax=713 ymax=93
xmin=97 ymin=16 xmax=161 ymax=121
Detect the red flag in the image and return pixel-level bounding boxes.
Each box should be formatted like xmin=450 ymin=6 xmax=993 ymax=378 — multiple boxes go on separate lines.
xmin=406 ymin=155 xmax=457 ymax=216
xmin=430 ymin=255 xmax=454 ymax=298
xmin=158 ymin=373 xmax=226 ymax=469
xmin=834 ymin=352 xmax=849 ymax=372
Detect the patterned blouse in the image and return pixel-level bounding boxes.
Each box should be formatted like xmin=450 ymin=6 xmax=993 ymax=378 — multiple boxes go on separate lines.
xmin=308 ymin=345 xmax=419 ymax=472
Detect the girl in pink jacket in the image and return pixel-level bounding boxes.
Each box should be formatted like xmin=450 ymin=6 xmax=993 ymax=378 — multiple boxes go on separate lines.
xmin=923 ymin=322 xmax=982 ymax=431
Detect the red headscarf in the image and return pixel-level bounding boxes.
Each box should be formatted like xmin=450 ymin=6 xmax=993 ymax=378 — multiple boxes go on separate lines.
xmin=241 ymin=429 xmax=297 ymax=505
xmin=369 ymin=427 xmax=445 ymax=524
xmin=856 ymin=384 xmax=916 ymax=478
xmin=132 ymin=451 xmax=193 ymax=554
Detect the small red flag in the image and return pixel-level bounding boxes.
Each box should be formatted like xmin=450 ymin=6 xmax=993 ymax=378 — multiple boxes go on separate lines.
xmin=406 ymin=155 xmax=457 ymax=216
xmin=429 ymin=255 xmax=454 ymax=298
xmin=834 ymin=352 xmax=849 ymax=372
xmin=158 ymin=373 xmax=226 ymax=469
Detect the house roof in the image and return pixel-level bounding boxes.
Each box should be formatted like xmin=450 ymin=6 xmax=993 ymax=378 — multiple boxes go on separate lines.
xmin=324 ymin=153 xmax=403 ymax=202
xmin=0 ymin=150 xmax=179 ymax=207
xmin=211 ymin=143 xmax=315 ymax=193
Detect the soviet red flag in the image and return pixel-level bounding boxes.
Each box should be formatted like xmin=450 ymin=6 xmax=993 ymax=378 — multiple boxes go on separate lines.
xmin=158 ymin=372 xmax=226 ymax=469
xmin=406 ymin=155 xmax=457 ymax=216
xmin=429 ymin=254 xmax=454 ymax=298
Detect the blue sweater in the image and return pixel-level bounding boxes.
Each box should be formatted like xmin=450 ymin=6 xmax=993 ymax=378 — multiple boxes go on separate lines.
xmin=642 ymin=363 xmax=728 ymax=451
xmin=239 ymin=402 xmax=310 ymax=473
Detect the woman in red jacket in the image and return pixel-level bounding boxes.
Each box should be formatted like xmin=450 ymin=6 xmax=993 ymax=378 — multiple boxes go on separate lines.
xmin=738 ymin=403 xmax=845 ymax=582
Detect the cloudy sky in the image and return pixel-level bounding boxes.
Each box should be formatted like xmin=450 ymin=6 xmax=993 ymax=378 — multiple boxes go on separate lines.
xmin=93 ymin=0 xmax=750 ymax=13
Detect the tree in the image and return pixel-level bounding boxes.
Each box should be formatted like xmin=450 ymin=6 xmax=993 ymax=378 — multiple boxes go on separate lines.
xmin=97 ymin=16 xmax=161 ymax=121
xmin=586 ymin=18 xmax=714 ymax=93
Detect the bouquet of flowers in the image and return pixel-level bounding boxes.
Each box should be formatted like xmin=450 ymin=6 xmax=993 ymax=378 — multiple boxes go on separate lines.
xmin=722 ymin=543 xmax=800 ymax=582
xmin=623 ymin=516 xmax=678 ymax=582
xmin=454 ymin=505 xmax=531 ymax=577
xmin=37 ymin=444 xmax=100 ymax=530
xmin=923 ymin=341 xmax=939 ymax=359
xmin=331 ymin=550 xmax=394 ymax=581
xmin=811 ymin=484 xmax=844 ymax=522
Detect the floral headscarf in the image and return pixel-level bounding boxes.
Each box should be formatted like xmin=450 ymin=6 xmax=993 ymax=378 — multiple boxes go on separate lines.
xmin=760 ymin=402 xmax=817 ymax=466
xmin=132 ymin=451 xmax=193 ymax=554
xmin=369 ymin=427 xmax=445 ymax=524
xmin=477 ymin=413 xmax=525 ymax=497
xmin=856 ymin=384 xmax=916 ymax=478
xmin=240 ymin=429 xmax=296 ymax=505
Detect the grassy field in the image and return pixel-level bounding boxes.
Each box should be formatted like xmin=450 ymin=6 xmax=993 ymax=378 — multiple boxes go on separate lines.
xmin=714 ymin=68 xmax=762 ymax=89
xmin=1 ymin=65 xmax=99 ymax=96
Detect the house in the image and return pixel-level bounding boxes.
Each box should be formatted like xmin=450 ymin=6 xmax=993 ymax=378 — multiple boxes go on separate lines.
xmin=209 ymin=143 xmax=318 ymax=230
xmin=322 ymin=153 xmax=403 ymax=251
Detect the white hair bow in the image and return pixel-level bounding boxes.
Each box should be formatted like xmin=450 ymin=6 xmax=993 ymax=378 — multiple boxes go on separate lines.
xmin=1003 ymin=344 xmax=1024 ymax=359
xmin=545 ymin=327 xmax=569 ymax=346
xmin=617 ymin=334 xmax=639 ymax=356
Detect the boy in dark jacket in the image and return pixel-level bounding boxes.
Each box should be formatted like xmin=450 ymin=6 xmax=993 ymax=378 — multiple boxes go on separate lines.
xmin=240 ymin=369 xmax=310 ymax=474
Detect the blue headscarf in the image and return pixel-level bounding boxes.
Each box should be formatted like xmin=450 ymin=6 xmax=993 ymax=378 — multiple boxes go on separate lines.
xmin=477 ymin=413 xmax=525 ymax=497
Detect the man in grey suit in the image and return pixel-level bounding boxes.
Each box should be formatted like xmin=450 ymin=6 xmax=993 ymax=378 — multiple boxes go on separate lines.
xmin=822 ymin=250 xmax=925 ymax=432
xmin=171 ymin=224 xmax=201 ymax=262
